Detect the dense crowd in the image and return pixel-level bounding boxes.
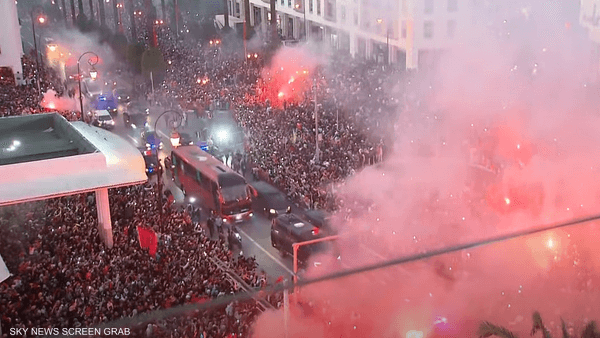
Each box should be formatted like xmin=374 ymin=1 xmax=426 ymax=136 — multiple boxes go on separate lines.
xmin=0 ymin=184 xmax=278 ymax=338
xmin=149 ymin=26 xmax=399 ymax=211
xmin=0 ymin=54 xmax=80 ymax=121
xmin=0 ymin=11 xmax=405 ymax=337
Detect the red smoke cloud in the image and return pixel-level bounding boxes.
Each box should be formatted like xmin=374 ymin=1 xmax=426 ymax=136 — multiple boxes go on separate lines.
xmin=250 ymin=2 xmax=600 ymax=337
xmin=257 ymin=47 xmax=319 ymax=108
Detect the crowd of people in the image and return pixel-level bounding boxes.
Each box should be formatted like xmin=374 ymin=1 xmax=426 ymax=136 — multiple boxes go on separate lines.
xmin=148 ymin=26 xmax=399 ymax=211
xmin=0 ymin=54 xmax=80 ymax=121
xmin=0 ymin=184 xmax=279 ymax=337
xmin=0 ymin=11 xmax=407 ymax=337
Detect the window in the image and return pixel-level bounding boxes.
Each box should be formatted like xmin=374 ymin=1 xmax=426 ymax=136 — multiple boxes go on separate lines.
xmin=354 ymin=11 xmax=358 ymax=25
xmin=288 ymin=0 xmax=291 ymax=7
xmin=341 ymin=6 xmax=346 ymax=22
xmin=309 ymin=0 xmax=313 ymax=12
xmin=235 ymin=2 xmax=240 ymax=15
xmin=184 ymin=162 xmax=196 ymax=176
xmin=448 ymin=0 xmax=457 ymax=12
xmin=424 ymin=0 xmax=433 ymax=14
xmin=447 ymin=20 xmax=456 ymax=38
xmin=424 ymin=21 xmax=434 ymax=38
xmin=317 ymin=0 xmax=321 ymax=15
xmin=326 ymin=0 xmax=334 ymax=18
xmin=401 ymin=20 xmax=407 ymax=39
xmin=281 ymin=0 xmax=285 ymax=6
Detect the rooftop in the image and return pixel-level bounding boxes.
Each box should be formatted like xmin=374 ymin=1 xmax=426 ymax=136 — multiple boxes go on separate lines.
xmin=0 ymin=114 xmax=97 ymax=165
xmin=0 ymin=114 xmax=147 ymax=206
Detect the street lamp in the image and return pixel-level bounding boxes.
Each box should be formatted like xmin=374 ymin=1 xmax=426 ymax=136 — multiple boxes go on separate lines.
xmin=377 ymin=18 xmax=390 ymax=65
xmin=154 ymin=110 xmax=184 ymax=222
xmin=76 ymin=51 xmax=99 ymax=122
xmin=30 ymin=7 xmax=46 ymax=100
xmin=313 ymin=77 xmax=320 ymax=164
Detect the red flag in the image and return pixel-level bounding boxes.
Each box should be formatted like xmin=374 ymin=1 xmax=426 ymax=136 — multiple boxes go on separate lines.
xmin=275 ymin=276 xmax=284 ymax=284
xmin=137 ymin=226 xmax=158 ymax=257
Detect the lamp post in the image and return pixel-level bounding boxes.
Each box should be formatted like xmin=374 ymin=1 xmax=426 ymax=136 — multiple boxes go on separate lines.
xmin=313 ymin=77 xmax=320 ymax=164
xmin=30 ymin=8 xmax=46 ymax=100
xmin=295 ymin=1 xmax=307 ymax=40
xmin=377 ymin=18 xmax=390 ymax=65
xmin=76 ymin=51 xmax=99 ymax=122
xmin=153 ymin=110 xmax=184 ymax=223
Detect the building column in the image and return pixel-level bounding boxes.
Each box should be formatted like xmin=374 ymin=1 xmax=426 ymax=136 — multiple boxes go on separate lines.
xmin=95 ymin=188 xmax=113 ymax=248
xmin=405 ymin=18 xmax=418 ymax=69
xmin=349 ymin=32 xmax=357 ymax=56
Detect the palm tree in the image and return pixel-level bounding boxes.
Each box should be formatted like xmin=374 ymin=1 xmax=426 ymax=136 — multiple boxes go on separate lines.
xmin=88 ymin=0 xmax=95 ymax=22
xmin=269 ymin=0 xmax=277 ymax=45
xmin=112 ymin=0 xmax=119 ymax=31
xmin=70 ymin=0 xmax=76 ymax=23
xmin=223 ymin=0 xmax=229 ymax=30
xmin=128 ymin=0 xmax=136 ymax=41
xmin=243 ymin=0 xmax=251 ymax=39
xmin=97 ymin=0 xmax=106 ymax=26
xmin=478 ymin=311 xmax=600 ymax=338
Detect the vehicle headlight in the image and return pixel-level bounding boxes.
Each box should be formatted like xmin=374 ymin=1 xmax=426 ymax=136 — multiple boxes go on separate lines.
xmin=108 ymin=120 xmax=115 ymax=125
xmin=144 ymin=122 xmax=148 ymax=127
xmin=249 ymin=212 xmax=253 ymax=217
xmin=131 ymin=124 xmax=137 ymax=129
xmin=222 ymin=218 xmax=227 ymax=223
xmin=145 ymin=143 xmax=151 ymax=148
xmin=118 ymin=96 xmax=122 ymax=100
xmin=159 ymin=142 xmax=163 ymax=149
xmin=269 ymin=209 xmax=276 ymax=214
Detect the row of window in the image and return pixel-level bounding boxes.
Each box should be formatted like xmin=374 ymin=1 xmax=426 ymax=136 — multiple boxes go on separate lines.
xmin=424 ymin=0 xmax=458 ymax=14
xmin=279 ymin=0 xmax=320 ymax=15
xmin=423 ymin=20 xmax=456 ymax=39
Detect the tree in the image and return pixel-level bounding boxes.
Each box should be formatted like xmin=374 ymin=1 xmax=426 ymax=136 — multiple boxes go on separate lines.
xmin=144 ymin=0 xmax=157 ymax=47
xmin=110 ymin=33 xmax=129 ymax=61
xmin=141 ymin=47 xmax=166 ymax=85
xmin=70 ymin=0 xmax=76 ymax=23
xmin=97 ymin=0 xmax=106 ymax=26
xmin=223 ymin=0 xmax=229 ymax=29
xmin=243 ymin=0 xmax=252 ymax=40
xmin=478 ymin=311 xmax=600 ymax=338
xmin=269 ymin=0 xmax=277 ymax=46
xmin=128 ymin=0 xmax=136 ymax=41
xmin=126 ymin=42 xmax=145 ymax=74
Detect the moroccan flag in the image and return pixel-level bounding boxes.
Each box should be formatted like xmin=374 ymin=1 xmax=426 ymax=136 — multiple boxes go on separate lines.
xmin=137 ymin=226 xmax=158 ymax=257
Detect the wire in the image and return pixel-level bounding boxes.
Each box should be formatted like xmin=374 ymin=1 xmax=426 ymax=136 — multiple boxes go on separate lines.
xmin=58 ymin=212 xmax=600 ymax=337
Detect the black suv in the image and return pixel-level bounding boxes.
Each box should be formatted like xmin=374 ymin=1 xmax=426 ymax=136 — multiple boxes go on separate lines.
xmin=270 ymin=214 xmax=326 ymax=262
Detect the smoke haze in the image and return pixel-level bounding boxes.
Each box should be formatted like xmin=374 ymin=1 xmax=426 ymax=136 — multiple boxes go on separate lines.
xmin=251 ymin=0 xmax=600 ymax=337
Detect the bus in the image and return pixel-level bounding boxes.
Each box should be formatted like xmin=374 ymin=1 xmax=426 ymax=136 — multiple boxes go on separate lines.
xmin=171 ymin=146 xmax=253 ymax=223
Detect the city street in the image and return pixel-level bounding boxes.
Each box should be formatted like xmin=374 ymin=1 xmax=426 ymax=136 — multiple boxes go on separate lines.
xmin=109 ymin=104 xmax=297 ymax=283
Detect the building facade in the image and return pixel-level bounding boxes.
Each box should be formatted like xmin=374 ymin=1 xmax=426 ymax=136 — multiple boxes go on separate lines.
xmin=226 ymin=0 xmax=482 ymax=69
xmin=0 ymin=0 xmax=24 ymax=83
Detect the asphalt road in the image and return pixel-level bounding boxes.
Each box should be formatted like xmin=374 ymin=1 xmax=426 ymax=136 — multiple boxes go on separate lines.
xmin=109 ymin=104 xmax=297 ymax=284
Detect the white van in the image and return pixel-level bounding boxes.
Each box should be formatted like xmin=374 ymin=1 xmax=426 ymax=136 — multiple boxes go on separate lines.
xmin=92 ymin=110 xmax=115 ymax=130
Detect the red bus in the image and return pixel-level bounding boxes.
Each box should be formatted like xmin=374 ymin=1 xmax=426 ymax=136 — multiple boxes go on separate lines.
xmin=171 ymin=146 xmax=253 ymax=223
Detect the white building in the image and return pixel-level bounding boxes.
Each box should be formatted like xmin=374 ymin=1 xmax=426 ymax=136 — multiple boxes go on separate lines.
xmin=580 ymin=0 xmax=600 ymax=79
xmin=0 ymin=0 xmax=24 ymax=83
xmin=226 ymin=0 xmax=482 ymax=69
